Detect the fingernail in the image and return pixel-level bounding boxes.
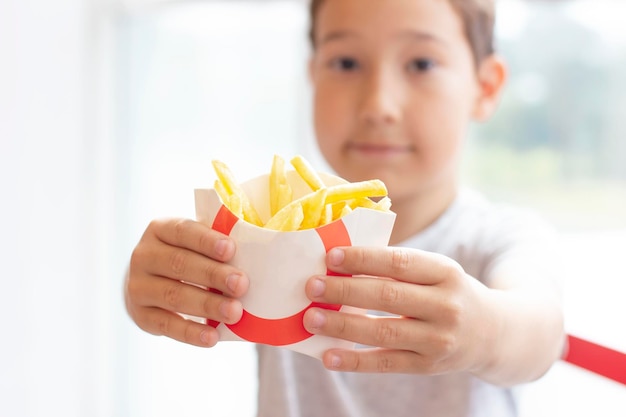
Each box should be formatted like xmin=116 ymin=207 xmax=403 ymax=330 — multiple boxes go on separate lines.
xmin=215 ymin=239 xmax=233 ymax=258
xmin=310 ymin=277 xmax=326 ymax=298
xmin=200 ymin=329 xmax=215 ymax=346
xmin=328 ymin=248 xmax=345 ymax=266
xmin=226 ymin=273 xmax=241 ymax=293
xmin=308 ymin=309 xmax=326 ymax=330
xmin=219 ymin=300 xmax=234 ymax=320
xmin=329 ymin=354 xmax=342 ymax=368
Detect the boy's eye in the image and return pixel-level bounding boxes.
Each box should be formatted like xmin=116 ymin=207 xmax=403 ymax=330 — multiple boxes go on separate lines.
xmin=407 ymin=58 xmax=435 ymax=72
xmin=330 ymin=57 xmax=360 ymax=71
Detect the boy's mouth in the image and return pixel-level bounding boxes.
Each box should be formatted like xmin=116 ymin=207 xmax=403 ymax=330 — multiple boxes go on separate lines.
xmin=346 ymin=142 xmax=414 ymax=158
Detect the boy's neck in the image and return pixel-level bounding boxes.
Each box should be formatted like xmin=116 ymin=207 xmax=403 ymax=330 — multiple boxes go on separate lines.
xmin=388 ymin=180 xmax=458 ymax=245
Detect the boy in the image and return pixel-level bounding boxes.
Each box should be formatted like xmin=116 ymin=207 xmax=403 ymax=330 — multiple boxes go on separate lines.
xmin=125 ymin=0 xmax=565 ymax=415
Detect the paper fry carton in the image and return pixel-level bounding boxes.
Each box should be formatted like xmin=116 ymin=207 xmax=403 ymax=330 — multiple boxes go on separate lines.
xmin=194 ymin=171 xmax=396 ymax=359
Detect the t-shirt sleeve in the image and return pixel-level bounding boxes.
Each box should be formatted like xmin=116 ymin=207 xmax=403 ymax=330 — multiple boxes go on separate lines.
xmin=478 ymin=205 xmax=559 ymax=287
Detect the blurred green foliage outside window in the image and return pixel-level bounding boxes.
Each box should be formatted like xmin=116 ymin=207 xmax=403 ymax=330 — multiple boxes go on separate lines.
xmin=465 ymin=0 xmax=626 ymax=230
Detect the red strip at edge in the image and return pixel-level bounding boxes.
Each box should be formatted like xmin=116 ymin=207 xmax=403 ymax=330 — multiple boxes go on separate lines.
xmin=563 ymin=334 xmax=626 ymax=385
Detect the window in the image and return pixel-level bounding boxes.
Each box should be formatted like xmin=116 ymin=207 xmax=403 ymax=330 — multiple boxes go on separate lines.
xmin=466 ymin=0 xmax=626 ymax=231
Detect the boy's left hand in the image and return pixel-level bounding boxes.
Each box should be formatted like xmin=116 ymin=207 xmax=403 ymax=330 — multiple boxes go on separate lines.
xmin=303 ymin=246 xmax=497 ymax=375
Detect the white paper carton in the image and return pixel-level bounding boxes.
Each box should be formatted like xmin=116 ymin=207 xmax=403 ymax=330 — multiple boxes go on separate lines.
xmin=194 ymin=171 xmax=396 ymax=359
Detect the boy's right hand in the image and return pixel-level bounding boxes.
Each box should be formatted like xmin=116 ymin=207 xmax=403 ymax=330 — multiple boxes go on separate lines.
xmin=124 ymin=218 xmax=249 ymax=347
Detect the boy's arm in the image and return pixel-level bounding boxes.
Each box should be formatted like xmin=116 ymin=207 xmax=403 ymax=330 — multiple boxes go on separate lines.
xmin=472 ymin=253 xmax=565 ymax=386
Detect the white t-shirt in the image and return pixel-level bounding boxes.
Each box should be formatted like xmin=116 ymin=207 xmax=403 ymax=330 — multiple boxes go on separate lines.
xmin=255 ymin=188 xmax=556 ymax=417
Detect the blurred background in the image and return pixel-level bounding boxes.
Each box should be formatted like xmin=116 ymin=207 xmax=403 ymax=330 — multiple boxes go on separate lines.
xmin=1 ymin=0 xmax=624 ymax=416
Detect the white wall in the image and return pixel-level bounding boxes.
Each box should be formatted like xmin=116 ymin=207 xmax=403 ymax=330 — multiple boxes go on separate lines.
xmin=0 ymin=0 xmax=122 ymax=415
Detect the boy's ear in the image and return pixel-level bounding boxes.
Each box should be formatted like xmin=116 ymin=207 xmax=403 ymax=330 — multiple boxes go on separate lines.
xmin=472 ymin=55 xmax=507 ymax=121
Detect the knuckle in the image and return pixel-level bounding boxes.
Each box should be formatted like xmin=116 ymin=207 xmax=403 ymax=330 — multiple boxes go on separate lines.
xmin=163 ymin=283 xmax=184 ymax=311
xmin=336 ymin=278 xmax=352 ymax=303
xmin=346 ymin=353 xmax=360 ymax=372
xmin=379 ymin=281 xmax=402 ymax=308
xmin=129 ymin=244 xmax=148 ymax=272
xmin=156 ymin=314 xmax=171 ymax=336
xmin=377 ymin=355 xmax=395 ymax=373
xmin=172 ymin=218 xmax=192 ymax=244
xmin=389 ymin=248 xmax=411 ymax=274
xmin=442 ymin=298 xmax=463 ymax=327
xmin=441 ymin=257 xmax=464 ymax=283
xmin=145 ymin=219 xmax=161 ymax=236
xmin=125 ymin=274 xmax=141 ymax=301
xmin=374 ymin=321 xmax=399 ymax=346
xmin=202 ymin=262 xmax=220 ymax=287
xmin=432 ymin=331 xmax=457 ymax=359
xmin=197 ymin=230 xmax=212 ymax=254
xmin=356 ymin=247 xmax=369 ymax=267
xmin=337 ymin=316 xmax=347 ymax=336
xmin=202 ymin=295 xmax=217 ymax=319
xmin=334 ymin=313 xmax=348 ymax=336
xmin=183 ymin=321 xmax=196 ymax=345
xmin=168 ymin=249 xmax=188 ymax=278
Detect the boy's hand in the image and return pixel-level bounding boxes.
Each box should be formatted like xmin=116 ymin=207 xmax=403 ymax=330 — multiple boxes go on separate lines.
xmin=124 ymin=218 xmax=249 ymax=347
xmin=302 ymin=246 xmax=496 ymax=375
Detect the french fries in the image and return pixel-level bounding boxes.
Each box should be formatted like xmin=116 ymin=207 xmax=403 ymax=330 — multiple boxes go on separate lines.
xmin=211 ymin=155 xmax=392 ymax=231
xmin=212 ymin=160 xmax=263 ymax=226
xmin=290 ymin=155 xmax=325 ymax=191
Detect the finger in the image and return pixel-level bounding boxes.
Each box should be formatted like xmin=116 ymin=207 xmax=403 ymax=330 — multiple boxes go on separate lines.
xmin=150 ymin=218 xmax=236 ymax=263
xmin=305 ymin=275 xmax=442 ymax=319
xmin=326 ymin=246 xmax=462 ymax=285
xmin=321 ymin=348 xmax=437 ymax=375
xmin=135 ymin=241 xmax=248 ymax=297
xmin=303 ymin=308 xmax=426 ymax=351
xmin=136 ymin=307 xmax=220 ymax=348
xmin=131 ymin=275 xmax=243 ymax=325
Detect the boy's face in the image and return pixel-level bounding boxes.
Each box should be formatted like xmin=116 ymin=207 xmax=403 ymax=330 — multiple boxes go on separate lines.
xmin=310 ymin=0 xmax=501 ymax=204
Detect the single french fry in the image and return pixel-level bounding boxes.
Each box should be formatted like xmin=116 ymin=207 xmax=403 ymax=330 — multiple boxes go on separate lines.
xmin=212 ymin=160 xmax=263 ymax=226
xmin=241 ymin=195 xmax=264 ymax=226
xmin=300 ymin=188 xmax=328 ymax=229
xmin=214 ymin=179 xmax=230 ymax=205
xmin=212 ymin=160 xmax=239 ymax=195
xmin=229 ymin=192 xmax=244 ymax=219
xmin=319 ymin=203 xmax=334 ymax=226
xmin=269 ymin=155 xmax=293 ymax=216
xmin=325 ymin=180 xmax=388 ymax=204
xmin=277 ymin=184 xmax=293 ymax=214
xmin=264 ymin=202 xmax=304 ymax=231
xmin=348 ymin=198 xmax=372 ymax=210
xmin=339 ymin=204 xmax=353 ymax=218
xmin=374 ymin=196 xmax=392 ymax=211
xmin=291 ymin=155 xmax=325 ymax=191
xmin=331 ymin=201 xmax=348 ymax=221
xmin=269 ymin=155 xmax=283 ymax=215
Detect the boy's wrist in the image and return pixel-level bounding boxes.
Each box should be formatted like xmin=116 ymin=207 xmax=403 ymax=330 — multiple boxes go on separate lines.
xmin=469 ymin=288 xmax=564 ymax=386
xmin=466 ymin=287 xmax=505 ymax=383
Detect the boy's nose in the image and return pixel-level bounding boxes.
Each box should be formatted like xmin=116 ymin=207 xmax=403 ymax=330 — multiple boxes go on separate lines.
xmin=359 ymin=69 xmax=403 ymax=127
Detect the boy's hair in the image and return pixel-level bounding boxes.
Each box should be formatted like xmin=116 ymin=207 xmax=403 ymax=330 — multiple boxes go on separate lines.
xmin=308 ymin=0 xmax=495 ymax=66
